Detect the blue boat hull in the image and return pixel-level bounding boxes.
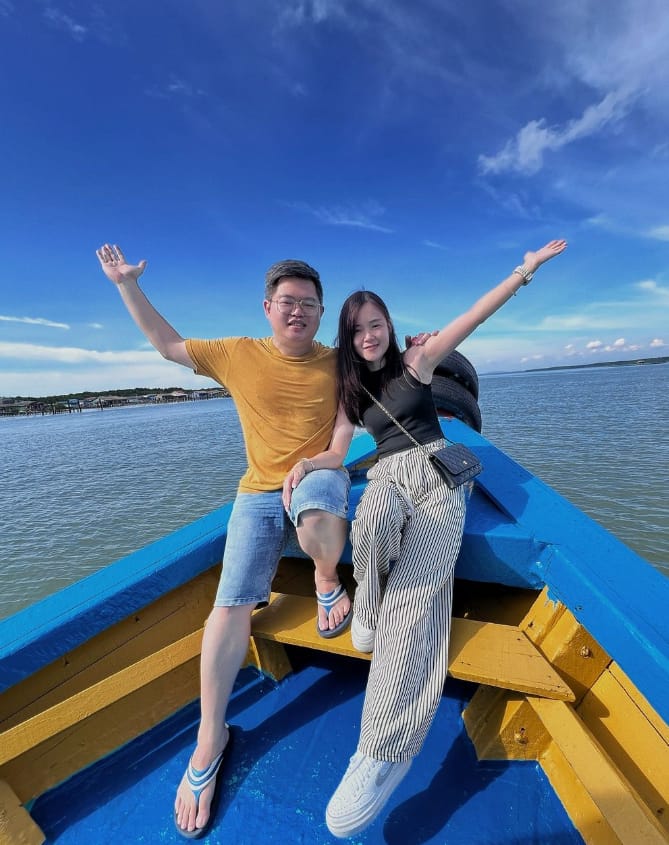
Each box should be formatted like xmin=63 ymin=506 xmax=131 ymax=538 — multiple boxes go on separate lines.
xmin=30 ymin=655 xmax=582 ymax=844
xmin=1 ymin=418 xmax=667 ymax=844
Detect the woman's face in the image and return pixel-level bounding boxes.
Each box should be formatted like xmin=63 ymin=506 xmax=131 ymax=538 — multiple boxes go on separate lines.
xmin=352 ymin=301 xmax=391 ymax=371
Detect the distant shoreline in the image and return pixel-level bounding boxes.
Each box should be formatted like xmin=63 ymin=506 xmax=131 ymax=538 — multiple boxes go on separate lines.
xmin=481 ymin=354 xmax=668 ymax=377
xmin=0 ymin=387 xmax=229 ymax=417
xmin=2 ymin=355 xmax=667 ymax=408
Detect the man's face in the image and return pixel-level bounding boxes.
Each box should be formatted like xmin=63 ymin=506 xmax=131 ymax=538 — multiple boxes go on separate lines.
xmin=263 ymin=277 xmax=324 ymax=349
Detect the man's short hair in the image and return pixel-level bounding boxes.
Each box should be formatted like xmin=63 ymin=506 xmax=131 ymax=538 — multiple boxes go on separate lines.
xmin=264 ymin=260 xmax=323 ymax=303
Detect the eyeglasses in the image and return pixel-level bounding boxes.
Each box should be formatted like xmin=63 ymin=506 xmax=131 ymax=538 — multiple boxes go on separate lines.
xmin=270 ymin=297 xmax=322 ymax=315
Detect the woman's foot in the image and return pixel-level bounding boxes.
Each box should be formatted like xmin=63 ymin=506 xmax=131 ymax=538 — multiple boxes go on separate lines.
xmin=174 ymin=726 xmax=231 ymax=837
xmin=326 ymin=752 xmax=412 ymax=838
xmin=351 ymin=615 xmax=376 ymax=653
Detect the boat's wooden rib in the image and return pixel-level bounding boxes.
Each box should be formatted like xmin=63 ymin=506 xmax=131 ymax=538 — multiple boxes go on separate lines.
xmin=529 ymin=697 xmax=668 ymax=845
xmin=0 ymin=629 xmax=204 ymax=768
xmin=577 ymin=662 xmax=669 ymax=837
xmin=460 ymin=589 xmax=669 ymax=842
xmin=520 ymin=586 xmax=611 ymax=704
xmin=0 ymin=573 xmax=215 ymax=805
xmin=249 ymin=592 xmax=575 ymax=701
xmin=0 ymin=779 xmax=45 ymax=845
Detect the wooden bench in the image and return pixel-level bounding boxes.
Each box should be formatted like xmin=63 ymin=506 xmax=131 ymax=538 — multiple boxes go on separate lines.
xmin=250 ymin=592 xmax=574 ymax=701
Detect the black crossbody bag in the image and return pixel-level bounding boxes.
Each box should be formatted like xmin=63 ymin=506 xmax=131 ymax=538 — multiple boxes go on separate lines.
xmin=362 ymin=386 xmax=483 ymax=489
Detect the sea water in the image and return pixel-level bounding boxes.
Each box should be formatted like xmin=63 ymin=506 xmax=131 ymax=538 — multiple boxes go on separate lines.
xmin=1 ymin=363 xmax=667 ymax=619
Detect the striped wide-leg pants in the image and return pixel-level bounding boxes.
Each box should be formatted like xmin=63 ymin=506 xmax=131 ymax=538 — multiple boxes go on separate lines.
xmin=352 ymin=439 xmax=467 ymax=762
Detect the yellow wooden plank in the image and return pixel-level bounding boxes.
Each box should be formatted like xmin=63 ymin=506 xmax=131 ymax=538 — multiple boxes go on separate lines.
xmin=608 ymin=662 xmax=669 ymax=746
xmin=3 ymin=660 xmax=201 ymax=806
xmin=539 ymin=743 xmax=621 ymax=845
xmin=0 ymin=780 xmax=45 ymax=845
xmin=520 ymin=589 xmax=610 ymax=703
xmin=578 ymin=667 xmax=669 ymax=836
xmin=245 ymin=638 xmax=293 ymax=681
xmin=449 ymin=617 xmax=574 ymax=700
xmin=1 ymin=569 xmax=218 ymax=732
xmin=252 ymin=592 xmax=364 ymax=659
xmin=462 ymin=688 xmax=551 ymax=761
xmin=529 ymin=697 xmax=668 ymax=844
xmin=520 ymin=585 xmax=565 ymax=645
xmin=252 ymin=593 xmax=574 ymax=700
xmin=0 ymin=629 xmax=203 ymax=767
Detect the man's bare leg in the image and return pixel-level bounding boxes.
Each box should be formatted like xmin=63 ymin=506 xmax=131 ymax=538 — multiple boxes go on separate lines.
xmin=297 ymin=510 xmax=350 ymax=633
xmin=174 ymin=603 xmax=253 ymax=834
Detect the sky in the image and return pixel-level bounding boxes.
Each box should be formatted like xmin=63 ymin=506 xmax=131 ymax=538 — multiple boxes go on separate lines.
xmin=1 ymin=0 xmax=668 ymax=397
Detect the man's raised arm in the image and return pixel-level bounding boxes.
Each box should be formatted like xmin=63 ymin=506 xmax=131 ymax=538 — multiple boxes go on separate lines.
xmin=96 ymin=243 xmax=195 ymax=369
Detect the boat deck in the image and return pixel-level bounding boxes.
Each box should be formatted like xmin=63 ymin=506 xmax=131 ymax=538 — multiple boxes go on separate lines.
xmin=30 ymin=647 xmax=583 ymax=845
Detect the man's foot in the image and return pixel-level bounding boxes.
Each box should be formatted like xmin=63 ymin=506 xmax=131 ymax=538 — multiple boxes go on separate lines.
xmin=523 ymin=239 xmax=567 ymax=274
xmin=174 ymin=726 xmax=231 ymax=838
xmin=351 ymin=615 xmax=375 ymax=653
xmin=326 ymin=752 xmax=412 ymax=838
xmin=315 ymin=575 xmax=351 ymax=635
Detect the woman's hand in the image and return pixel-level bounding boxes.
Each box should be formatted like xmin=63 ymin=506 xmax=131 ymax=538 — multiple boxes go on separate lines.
xmin=282 ymin=460 xmax=310 ymax=511
xmin=404 ymin=331 xmax=438 ymax=349
xmin=523 ymin=239 xmax=568 ymax=274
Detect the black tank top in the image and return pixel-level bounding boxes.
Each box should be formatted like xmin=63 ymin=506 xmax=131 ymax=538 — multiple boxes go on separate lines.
xmin=361 ymin=369 xmax=443 ymax=459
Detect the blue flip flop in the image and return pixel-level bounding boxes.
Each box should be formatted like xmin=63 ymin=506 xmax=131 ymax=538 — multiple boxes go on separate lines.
xmin=316 ymin=583 xmax=352 ymax=639
xmin=174 ymin=727 xmax=233 ymax=839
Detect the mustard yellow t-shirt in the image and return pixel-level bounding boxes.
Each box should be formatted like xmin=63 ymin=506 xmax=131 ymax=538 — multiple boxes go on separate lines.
xmin=186 ymin=336 xmax=337 ymax=493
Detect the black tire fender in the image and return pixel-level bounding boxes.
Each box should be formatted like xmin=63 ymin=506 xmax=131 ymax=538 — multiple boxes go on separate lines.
xmin=431 ymin=375 xmax=482 ymax=432
xmin=433 ymin=350 xmax=479 ymax=400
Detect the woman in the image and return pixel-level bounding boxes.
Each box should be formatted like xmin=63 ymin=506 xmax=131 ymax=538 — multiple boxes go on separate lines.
xmin=282 ymin=240 xmax=567 ymax=838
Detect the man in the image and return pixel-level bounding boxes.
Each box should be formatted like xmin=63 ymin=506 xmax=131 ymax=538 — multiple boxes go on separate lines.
xmin=96 ymin=244 xmax=353 ymax=838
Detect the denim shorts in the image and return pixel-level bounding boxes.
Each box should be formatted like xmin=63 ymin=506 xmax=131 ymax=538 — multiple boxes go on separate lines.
xmin=214 ymin=468 xmax=350 ymax=607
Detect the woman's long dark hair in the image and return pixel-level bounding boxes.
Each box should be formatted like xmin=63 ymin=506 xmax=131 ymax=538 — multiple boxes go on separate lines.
xmin=335 ymin=290 xmax=405 ymax=425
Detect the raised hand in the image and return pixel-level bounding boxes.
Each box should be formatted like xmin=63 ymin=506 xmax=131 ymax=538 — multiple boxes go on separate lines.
xmin=524 ymin=239 xmax=567 ymax=274
xmin=405 ymin=331 xmax=439 ymax=349
xmin=96 ymin=243 xmax=147 ymax=286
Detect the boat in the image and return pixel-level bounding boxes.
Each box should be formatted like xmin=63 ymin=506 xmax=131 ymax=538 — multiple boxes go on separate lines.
xmin=1 ymin=365 xmax=668 ymax=844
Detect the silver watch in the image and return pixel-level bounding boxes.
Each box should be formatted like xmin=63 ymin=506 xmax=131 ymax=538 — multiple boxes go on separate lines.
xmin=513 ymin=264 xmax=534 ymax=284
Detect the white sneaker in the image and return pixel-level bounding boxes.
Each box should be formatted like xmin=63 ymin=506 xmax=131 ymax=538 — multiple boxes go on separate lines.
xmin=325 ymin=752 xmax=412 ymax=838
xmin=351 ymin=616 xmax=375 ymax=653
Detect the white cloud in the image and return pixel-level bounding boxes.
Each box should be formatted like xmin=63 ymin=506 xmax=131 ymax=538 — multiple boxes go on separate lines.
xmin=603 ymin=341 xmax=638 ymax=352
xmin=43 ymin=6 xmax=87 ymax=41
xmin=637 ymin=280 xmax=669 ymax=302
xmin=650 ymin=338 xmax=666 ymax=347
xmin=280 ymin=0 xmax=347 ymax=25
xmin=144 ymin=75 xmax=206 ymax=100
xmin=473 ymin=0 xmax=669 ymax=237
xmin=0 ymin=344 xmax=207 ymax=396
xmin=286 ymin=200 xmax=393 ymax=232
xmin=586 ymin=340 xmax=603 ymax=350
xmin=423 ymin=240 xmax=449 ymax=251
xmin=558 ymin=0 xmax=669 ymax=99
xmin=0 ymin=315 xmax=70 ymax=329
xmin=479 ymin=88 xmax=634 ymax=175
xmin=0 ymin=341 xmax=160 ymax=365
xmin=647 ymin=225 xmax=669 ymax=241
xmin=0 ymin=364 xmax=209 ymax=397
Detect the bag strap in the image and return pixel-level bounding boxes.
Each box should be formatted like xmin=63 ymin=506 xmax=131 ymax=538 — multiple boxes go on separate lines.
xmin=361 ymin=384 xmax=449 ymax=457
